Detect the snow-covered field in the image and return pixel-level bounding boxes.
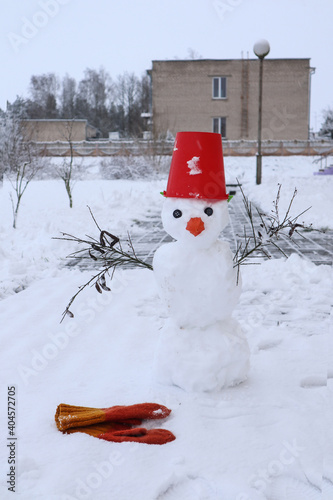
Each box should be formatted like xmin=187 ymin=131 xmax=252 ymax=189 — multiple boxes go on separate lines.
xmin=225 ymin=155 xmax=333 ymax=231
xmin=0 ymin=156 xmax=332 ymax=499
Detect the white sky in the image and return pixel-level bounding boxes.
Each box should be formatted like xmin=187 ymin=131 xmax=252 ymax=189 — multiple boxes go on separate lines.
xmin=1 ymin=0 xmax=332 ymax=131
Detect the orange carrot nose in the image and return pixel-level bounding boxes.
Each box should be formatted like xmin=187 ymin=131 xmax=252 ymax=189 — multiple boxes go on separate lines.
xmin=186 ymin=217 xmax=205 ymax=236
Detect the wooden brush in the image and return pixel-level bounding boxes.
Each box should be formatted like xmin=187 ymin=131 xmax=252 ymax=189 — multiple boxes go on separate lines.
xmin=55 ymin=403 xmax=172 ymax=432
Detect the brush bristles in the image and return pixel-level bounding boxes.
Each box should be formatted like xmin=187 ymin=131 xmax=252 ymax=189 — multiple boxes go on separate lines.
xmin=55 ymin=404 xmax=106 ymax=432
xmin=65 ymin=422 xmax=132 ymax=437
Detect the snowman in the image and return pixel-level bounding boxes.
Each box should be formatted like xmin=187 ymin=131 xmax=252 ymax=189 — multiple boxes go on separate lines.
xmin=153 ymin=132 xmax=250 ymax=392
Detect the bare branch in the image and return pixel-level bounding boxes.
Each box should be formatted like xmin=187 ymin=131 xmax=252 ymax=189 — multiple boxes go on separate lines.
xmin=88 ymin=205 xmax=102 ymax=232
xmin=54 ymin=209 xmax=153 ymax=321
xmin=233 ymin=183 xmax=317 ymax=271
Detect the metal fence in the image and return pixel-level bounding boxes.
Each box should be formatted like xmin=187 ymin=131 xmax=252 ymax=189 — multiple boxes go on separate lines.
xmin=37 ymin=139 xmax=333 ymax=157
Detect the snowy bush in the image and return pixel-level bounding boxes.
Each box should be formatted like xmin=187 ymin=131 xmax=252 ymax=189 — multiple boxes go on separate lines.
xmin=99 ymin=155 xmax=170 ymax=180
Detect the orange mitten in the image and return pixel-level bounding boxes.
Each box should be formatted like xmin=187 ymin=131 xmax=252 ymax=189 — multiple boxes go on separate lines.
xmin=99 ymin=427 xmax=176 ymax=445
xmin=103 ymin=403 xmax=171 ymax=422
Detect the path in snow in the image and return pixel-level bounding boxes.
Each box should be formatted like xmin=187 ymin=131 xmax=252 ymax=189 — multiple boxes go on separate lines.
xmin=226 ymin=191 xmax=333 ymax=266
xmin=66 ymin=187 xmax=332 ymax=271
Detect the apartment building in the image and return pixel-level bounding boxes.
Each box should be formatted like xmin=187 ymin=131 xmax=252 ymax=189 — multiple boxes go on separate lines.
xmin=150 ymin=58 xmax=312 ymax=140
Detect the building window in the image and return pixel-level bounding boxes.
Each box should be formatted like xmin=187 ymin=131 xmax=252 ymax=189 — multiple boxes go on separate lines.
xmin=212 ymin=77 xmax=227 ymax=99
xmin=213 ymin=117 xmax=227 ymax=138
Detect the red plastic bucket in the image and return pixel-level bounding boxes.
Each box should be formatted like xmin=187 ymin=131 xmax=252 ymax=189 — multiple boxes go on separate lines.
xmin=164 ymin=131 xmax=228 ymax=200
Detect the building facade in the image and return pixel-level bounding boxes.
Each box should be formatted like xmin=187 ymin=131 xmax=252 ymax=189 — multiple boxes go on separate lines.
xmin=21 ymin=119 xmax=100 ymax=142
xmin=151 ymin=58 xmax=312 ymax=141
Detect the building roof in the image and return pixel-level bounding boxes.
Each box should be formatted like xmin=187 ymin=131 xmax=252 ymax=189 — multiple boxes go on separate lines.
xmin=22 ymin=118 xmax=89 ymax=122
xmin=152 ymin=57 xmax=311 ymax=63
xmin=22 ymin=118 xmax=100 ymax=133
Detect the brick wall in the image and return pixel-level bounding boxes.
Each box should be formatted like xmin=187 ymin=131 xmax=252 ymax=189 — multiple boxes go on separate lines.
xmin=151 ymin=59 xmax=310 ymax=141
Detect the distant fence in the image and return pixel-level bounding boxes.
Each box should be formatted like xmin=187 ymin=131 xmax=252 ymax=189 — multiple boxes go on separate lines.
xmin=223 ymin=140 xmax=333 ymax=157
xmin=36 ymin=139 xmax=333 ymax=157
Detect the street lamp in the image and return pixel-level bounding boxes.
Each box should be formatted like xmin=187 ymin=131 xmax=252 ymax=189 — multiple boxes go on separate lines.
xmin=253 ymin=39 xmax=270 ymax=185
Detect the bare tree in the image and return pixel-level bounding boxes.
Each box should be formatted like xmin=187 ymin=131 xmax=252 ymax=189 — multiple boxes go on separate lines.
xmin=75 ymin=67 xmax=111 ymax=135
xmin=6 ymin=68 xmax=152 ymax=139
xmin=0 ymin=108 xmax=6 ymax=185
xmin=319 ymin=107 xmax=333 ymax=139
xmin=186 ymin=48 xmax=203 ymax=59
xmin=54 ymin=120 xmax=79 ymax=208
xmin=113 ymin=72 xmax=146 ymax=136
xmin=0 ymin=111 xmax=47 ymax=228
xmin=27 ymin=73 xmax=59 ymax=118
xmin=60 ymin=74 xmax=77 ymax=118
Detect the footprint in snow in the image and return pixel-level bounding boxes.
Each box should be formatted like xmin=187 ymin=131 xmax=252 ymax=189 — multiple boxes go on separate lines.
xmin=300 ymin=375 xmax=327 ymax=388
xmin=17 ymin=457 xmax=41 ymax=490
xmin=267 ymin=475 xmax=321 ymax=499
xmin=257 ymin=339 xmax=282 ymax=351
xmin=155 ymin=475 xmax=218 ymax=500
xmin=323 ymin=476 xmax=333 ymax=496
xmin=156 ymin=475 xmax=266 ymax=500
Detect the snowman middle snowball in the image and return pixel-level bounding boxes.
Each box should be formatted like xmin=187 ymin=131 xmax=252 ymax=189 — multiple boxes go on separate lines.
xmin=154 ymin=197 xmax=240 ymax=329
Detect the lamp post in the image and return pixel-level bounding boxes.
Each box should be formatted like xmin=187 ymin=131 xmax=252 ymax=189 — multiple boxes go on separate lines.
xmin=253 ymin=39 xmax=270 ymax=185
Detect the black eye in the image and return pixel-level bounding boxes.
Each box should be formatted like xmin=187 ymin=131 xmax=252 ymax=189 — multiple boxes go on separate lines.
xmin=173 ymin=209 xmax=182 ymax=218
xmin=204 ymin=207 xmax=213 ymax=216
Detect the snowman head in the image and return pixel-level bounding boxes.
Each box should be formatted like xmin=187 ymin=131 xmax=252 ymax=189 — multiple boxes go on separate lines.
xmin=161 ymin=197 xmax=229 ymax=249
xmin=161 ymin=131 xmax=230 ymax=248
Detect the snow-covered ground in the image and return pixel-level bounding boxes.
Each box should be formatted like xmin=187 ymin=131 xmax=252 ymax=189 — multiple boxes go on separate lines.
xmin=224 ymin=155 xmax=333 ymax=230
xmin=0 ymin=156 xmax=332 ymax=499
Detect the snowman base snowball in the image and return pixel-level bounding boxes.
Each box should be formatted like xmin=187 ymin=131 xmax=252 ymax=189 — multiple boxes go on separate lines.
xmin=154 ymin=318 xmax=250 ymax=392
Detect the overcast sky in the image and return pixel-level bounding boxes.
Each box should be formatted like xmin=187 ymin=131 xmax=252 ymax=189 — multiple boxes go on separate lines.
xmin=1 ymin=0 xmax=332 ymax=131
